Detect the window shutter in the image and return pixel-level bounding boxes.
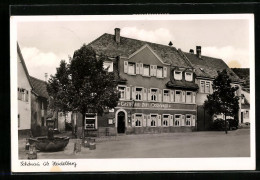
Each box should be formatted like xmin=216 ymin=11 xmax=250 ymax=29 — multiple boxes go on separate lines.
xmin=143 ymin=114 xmax=147 ymax=127
xmin=132 ymin=114 xmax=135 ymax=127
xmin=158 ymin=89 xmax=162 ymax=102
xmin=124 ymin=61 xmax=128 ymax=73
xmin=147 ymin=115 xmax=151 ymax=127
xmin=170 ymin=90 xmax=174 ymax=103
xmin=126 ymin=87 xmax=130 ymax=100
xmin=136 ymin=63 xmax=140 ymax=74
xmin=192 ymin=92 xmax=196 ymax=103
xmin=192 ymin=115 xmax=196 ymax=126
xmin=139 ymin=63 xmax=143 ymax=75
xmin=150 ymin=65 xmax=153 ymax=76
xmin=200 ymin=80 xmax=204 ymax=93
xmin=158 ymin=115 xmax=161 ymax=126
xmin=154 ymin=65 xmax=157 ymax=77
xmin=210 ymin=81 xmax=213 ymax=94
xmin=181 ymin=115 xmax=185 ymax=126
xmin=148 ymin=89 xmax=151 ymax=101
xmin=170 ymin=115 xmax=174 ymax=126
xmin=143 ymin=88 xmax=147 ymax=101
xmin=132 ymin=87 xmax=136 ymax=100
xmin=182 ymin=91 xmax=186 ymax=103
xmin=163 ymin=66 xmax=167 ymax=78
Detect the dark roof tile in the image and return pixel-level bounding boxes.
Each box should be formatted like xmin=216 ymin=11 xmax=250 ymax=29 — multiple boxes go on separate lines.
xmin=30 ymin=76 xmax=49 ymax=99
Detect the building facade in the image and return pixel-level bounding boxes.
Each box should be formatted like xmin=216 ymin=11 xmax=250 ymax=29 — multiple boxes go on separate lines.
xmin=73 ymin=28 xmax=243 ymax=136
xmin=17 ymin=44 xmax=32 ymax=135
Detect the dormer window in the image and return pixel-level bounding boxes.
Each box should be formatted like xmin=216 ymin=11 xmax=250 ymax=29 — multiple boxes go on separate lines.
xmin=103 ymin=61 xmax=113 ymax=72
xmin=185 ymin=72 xmax=193 ymax=81
xmin=128 ymin=62 xmax=136 ymax=75
xmin=174 ymin=71 xmax=182 ymax=80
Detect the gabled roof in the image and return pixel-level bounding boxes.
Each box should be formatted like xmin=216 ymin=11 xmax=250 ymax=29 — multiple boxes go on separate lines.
xmin=89 ymin=33 xmax=192 ymax=68
xmin=184 ymin=52 xmax=241 ymax=82
xmin=17 ymin=43 xmax=33 ymax=88
xmin=30 ymin=76 xmax=49 ymax=99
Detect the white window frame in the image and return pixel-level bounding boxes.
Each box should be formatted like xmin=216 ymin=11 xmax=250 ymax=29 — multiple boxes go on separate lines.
xmin=85 ymin=113 xmax=97 ymax=130
xmin=150 ymin=88 xmax=158 ymax=102
xmin=185 ymin=72 xmax=193 ymax=81
xmin=103 ymin=61 xmax=113 ymax=72
xmin=150 ymin=114 xmax=158 ymax=127
xmin=128 ymin=62 xmax=136 ymax=75
xmin=156 ymin=66 xmax=163 ymax=78
xmin=163 ymin=89 xmax=170 ymax=102
xmin=200 ymin=80 xmax=205 ymax=93
xmin=135 ymin=87 xmax=143 ymax=101
xmin=175 ymin=90 xmax=181 ymax=103
xmin=205 ymin=81 xmax=210 ymax=93
xmin=118 ymin=85 xmax=126 ymax=100
xmin=135 ymin=113 xmax=143 ymax=127
xmin=174 ymin=70 xmax=182 ymax=80
xmin=143 ymin=64 xmax=150 ymax=77
xmin=162 ymin=114 xmax=170 ymax=127
xmin=186 ymin=91 xmax=192 ymax=103
xmin=185 ymin=114 xmax=192 ymax=126
xmin=174 ymin=114 xmax=181 ymax=127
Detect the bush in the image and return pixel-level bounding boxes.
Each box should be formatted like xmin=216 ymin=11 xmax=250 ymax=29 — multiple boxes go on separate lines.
xmin=227 ymin=118 xmax=238 ymax=130
xmin=211 ymin=118 xmax=229 ymax=131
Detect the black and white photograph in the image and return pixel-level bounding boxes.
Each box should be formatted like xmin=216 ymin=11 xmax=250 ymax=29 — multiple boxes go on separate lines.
xmin=11 ymin=14 xmax=255 ymax=172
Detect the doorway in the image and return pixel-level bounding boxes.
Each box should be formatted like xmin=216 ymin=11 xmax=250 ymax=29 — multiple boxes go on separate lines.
xmin=117 ymin=111 xmax=125 ymax=133
xmin=241 ymin=112 xmax=244 ymax=123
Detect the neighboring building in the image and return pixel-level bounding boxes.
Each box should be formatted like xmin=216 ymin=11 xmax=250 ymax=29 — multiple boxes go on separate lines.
xmin=17 ymin=43 xmax=33 ymax=135
xmin=30 ymin=76 xmax=49 ymax=136
xmin=241 ymin=90 xmax=250 ymax=123
xmin=184 ymin=47 xmax=243 ymax=130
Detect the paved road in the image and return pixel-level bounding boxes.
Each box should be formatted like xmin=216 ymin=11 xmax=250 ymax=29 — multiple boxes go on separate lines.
xmin=19 ymin=129 xmax=250 ymax=159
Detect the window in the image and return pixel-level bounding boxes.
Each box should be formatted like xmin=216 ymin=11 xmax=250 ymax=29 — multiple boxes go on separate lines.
xmin=200 ymin=81 xmax=205 ymax=93
xmin=244 ymin=111 xmax=249 ymax=118
xmin=118 ymin=86 xmax=126 ymax=100
xmin=143 ymin=64 xmax=150 ymax=76
xmin=135 ymin=114 xmax=142 ymax=127
xmin=162 ymin=115 xmax=169 ymax=127
xmin=185 ymin=72 xmax=193 ymax=81
xmin=175 ymin=91 xmax=181 ymax=102
xmin=103 ymin=61 xmax=113 ymax=72
xmin=174 ymin=115 xmax=181 ymax=126
xmin=128 ymin=62 xmax=136 ymax=75
xmin=18 ymin=88 xmax=28 ymax=102
xmin=18 ymin=88 xmax=22 ymax=100
xmin=186 ymin=115 xmax=191 ymax=126
xmin=85 ymin=114 xmax=97 ymax=129
xmin=157 ymin=66 xmax=163 ymax=78
xmin=205 ymin=81 xmax=210 ymax=93
xmin=186 ymin=92 xmax=192 ymax=103
xmin=163 ymin=90 xmax=170 ymax=102
xmin=151 ymin=115 xmax=157 ymax=127
xmin=174 ymin=71 xmax=182 ymax=80
xmin=151 ymin=89 xmax=158 ymax=101
xmin=135 ymin=88 xmax=143 ymax=101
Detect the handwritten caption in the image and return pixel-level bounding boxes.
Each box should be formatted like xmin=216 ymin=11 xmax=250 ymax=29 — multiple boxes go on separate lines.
xmin=20 ymin=161 xmax=77 ymax=168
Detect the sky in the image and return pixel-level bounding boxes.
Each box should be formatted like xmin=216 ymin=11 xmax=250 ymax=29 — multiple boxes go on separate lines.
xmin=16 ymin=16 xmax=251 ymax=81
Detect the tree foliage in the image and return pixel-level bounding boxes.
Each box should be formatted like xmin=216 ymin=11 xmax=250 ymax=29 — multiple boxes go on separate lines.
xmin=47 ymin=44 xmax=120 ymax=139
xmin=204 ymin=69 xmax=240 ymax=133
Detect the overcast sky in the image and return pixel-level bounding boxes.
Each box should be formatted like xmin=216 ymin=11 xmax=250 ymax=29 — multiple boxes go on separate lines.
xmin=17 ymin=16 xmax=251 ymax=81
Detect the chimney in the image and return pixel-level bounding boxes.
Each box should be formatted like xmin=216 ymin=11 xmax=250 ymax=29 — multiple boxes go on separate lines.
xmin=114 ymin=28 xmax=120 ymax=43
xmin=189 ymin=49 xmax=194 ymax=54
xmin=196 ymin=46 xmax=201 ymax=58
xmin=168 ymin=41 xmax=173 ymax=46
xmin=45 ymin=73 xmax=48 ymax=82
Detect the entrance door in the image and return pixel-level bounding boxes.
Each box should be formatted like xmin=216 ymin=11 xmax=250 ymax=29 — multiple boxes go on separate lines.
xmin=117 ymin=111 xmax=125 ymax=133
xmin=241 ymin=112 xmax=244 ymax=123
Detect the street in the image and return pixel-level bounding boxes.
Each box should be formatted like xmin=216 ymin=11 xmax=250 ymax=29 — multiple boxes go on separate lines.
xmin=19 ymin=129 xmax=250 ymax=159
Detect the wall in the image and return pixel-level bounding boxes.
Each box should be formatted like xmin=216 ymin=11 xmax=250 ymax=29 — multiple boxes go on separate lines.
xmin=17 ymin=53 xmax=31 ymax=130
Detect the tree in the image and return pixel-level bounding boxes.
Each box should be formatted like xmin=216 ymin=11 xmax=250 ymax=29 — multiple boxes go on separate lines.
xmin=47 ymin=44 xmax=119 ymax=142
xmin=204 ymin=69 xmax=239 ymax=134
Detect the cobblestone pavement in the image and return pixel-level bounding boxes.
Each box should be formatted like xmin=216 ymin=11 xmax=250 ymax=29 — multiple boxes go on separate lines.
xmin=18 ymin=129 xmax=250 ymax=159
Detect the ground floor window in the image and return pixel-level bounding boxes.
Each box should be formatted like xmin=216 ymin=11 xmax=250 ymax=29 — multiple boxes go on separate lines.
xmin=186 ymin=115 xmax=191 ymax=126
xmin=18 ymin=114 xmax=20 ymax=128
xmin=150 ymin=115 xmax=158 ymax=126
xmin=174 ymin=115 xmax=181 ymax=126
xmin=135 ymin=114 xmax=142 ymax=127
xmin=85 ymin=114 xmax=97 ymax=129
xmin=162 ymin=114 xmax=169 ymax=127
